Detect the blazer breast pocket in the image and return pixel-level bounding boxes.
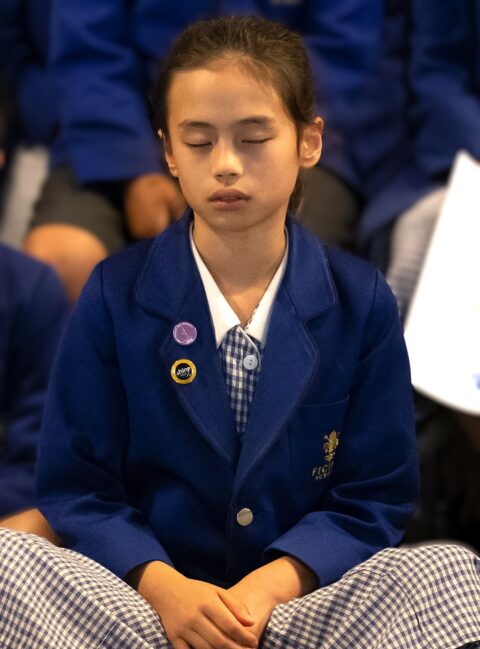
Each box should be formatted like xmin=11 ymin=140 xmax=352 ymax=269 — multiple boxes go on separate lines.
xmin=287 ymin=396 xmax=350 ymax=509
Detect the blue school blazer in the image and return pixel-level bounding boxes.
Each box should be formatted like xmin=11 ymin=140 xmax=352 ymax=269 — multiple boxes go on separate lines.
xmin=36 ymin=212 xmax=419 ymax=588
xmin=0 ymin=244 xmax=67 ymax=516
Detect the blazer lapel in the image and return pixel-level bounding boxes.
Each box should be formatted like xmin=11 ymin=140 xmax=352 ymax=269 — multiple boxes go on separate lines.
xmin=159 ymin=284 xmax=240 ymax=467
xmin=235 ymin=217 xmax=338 ymax=487
xmin=135 ymin=212 xmax=239 ymax=467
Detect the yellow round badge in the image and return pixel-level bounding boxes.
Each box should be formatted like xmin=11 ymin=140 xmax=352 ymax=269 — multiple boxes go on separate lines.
xmin=171 ymin=359 xmax=197 ymax=384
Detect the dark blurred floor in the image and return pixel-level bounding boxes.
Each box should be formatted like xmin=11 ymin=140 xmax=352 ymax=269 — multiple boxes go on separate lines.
xmin=404 ymin=396 xmax=480 ymax=553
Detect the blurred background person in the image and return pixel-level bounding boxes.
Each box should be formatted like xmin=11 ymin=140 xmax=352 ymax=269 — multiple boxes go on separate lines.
xmin=0 ymin=243 xmax=68 ymax=520
xmin=0 ymin=0 xmax=67 ymax=534
xmin=22 ymin=0 xmax=382 ymax=302
xmin=379 ymin=0 xmax=480 ymax=323
xmin=395 ymin=0 xmax=480 ymax=547
xmin=358 ymin=0 xmax=480 ymax=549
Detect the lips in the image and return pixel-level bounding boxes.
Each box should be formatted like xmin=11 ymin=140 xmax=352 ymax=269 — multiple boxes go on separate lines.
xmin=208 ymin=190 xmax=250 ymax=202
xmin=207 ymin=189 xmax=250 ymax=211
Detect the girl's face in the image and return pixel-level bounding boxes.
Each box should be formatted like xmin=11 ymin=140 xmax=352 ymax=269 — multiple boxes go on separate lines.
xmin=162 ymin=59 xmax=322 ymax=234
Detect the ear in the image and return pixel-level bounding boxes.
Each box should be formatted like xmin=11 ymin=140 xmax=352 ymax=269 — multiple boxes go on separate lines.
xmin=298 ymin=117 xmax=323 ymax=169
xmin=158 ymin=129 xmax=178 ymax=178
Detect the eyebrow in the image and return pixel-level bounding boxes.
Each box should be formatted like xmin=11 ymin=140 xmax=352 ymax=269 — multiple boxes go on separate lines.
xmin=177 ymin=116 xmax=276 ymax=129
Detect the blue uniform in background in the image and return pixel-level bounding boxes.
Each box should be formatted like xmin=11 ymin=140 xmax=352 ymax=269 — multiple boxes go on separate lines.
xmin=409 ymin=0 xmax=480 ymax=177
xmin=7 ymin=1 xmax=476 ymax=256
xmin=0 ymin=0 xmax=57 ymax=147
xmin=36 ymin=212 xmax=418 ymax=587
xmin=48 ymin=0 xmax=383 ymax=194
xmin=359 ymin=0 xmax=480 ymax=250
xmin=0 ymin=244 xmax=68 ymax=517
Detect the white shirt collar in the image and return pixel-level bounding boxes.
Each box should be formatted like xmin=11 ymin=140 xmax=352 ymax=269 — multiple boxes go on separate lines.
xmin=190 ymin=223 xmax=289 ymax=348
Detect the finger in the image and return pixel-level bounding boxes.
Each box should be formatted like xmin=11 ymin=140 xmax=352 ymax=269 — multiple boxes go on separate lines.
xmin=202 ymin=603 xmax=257 ymax=647
xmin=194 ymin=614 xmax=257 ymax=649
xmin=218 ymin=590 xmax=255 ymax=626
xmin=172 ymin=639 xmax=191 ymax=649
xmin=182 ymin=628 xmax=214 ymax=649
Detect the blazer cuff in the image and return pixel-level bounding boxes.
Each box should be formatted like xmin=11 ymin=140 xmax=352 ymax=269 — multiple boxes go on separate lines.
xmin=38 ymin=502 xmax=174 ymax=580
xmin=262 ymin=514 xmax=384 ymax=587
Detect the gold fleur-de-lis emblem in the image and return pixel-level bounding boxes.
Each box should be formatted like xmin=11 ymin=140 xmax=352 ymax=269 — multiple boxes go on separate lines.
xmin=323 ymin=431 xmax=339 ymax=463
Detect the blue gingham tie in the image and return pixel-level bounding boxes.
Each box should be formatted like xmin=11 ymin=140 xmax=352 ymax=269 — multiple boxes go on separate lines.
xmin=219 ymin=326 xmax=263 ymax=435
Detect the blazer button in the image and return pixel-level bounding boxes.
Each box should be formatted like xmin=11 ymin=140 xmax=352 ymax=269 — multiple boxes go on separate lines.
xmin=236 ymin=508 xmax=254 ymax=526
xmin=243 ymin=354 xmax=258 ymax=370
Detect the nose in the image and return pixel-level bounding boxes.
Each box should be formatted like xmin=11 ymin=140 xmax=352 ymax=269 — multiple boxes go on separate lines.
xmin=211 ymin=140 xmax=243 ymax=182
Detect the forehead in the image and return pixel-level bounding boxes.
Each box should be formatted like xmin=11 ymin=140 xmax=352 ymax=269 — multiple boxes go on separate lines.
xmin=167 ymin=62 xmax=291 ymax=129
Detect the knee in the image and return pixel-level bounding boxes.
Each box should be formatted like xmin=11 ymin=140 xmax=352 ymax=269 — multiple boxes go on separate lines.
xmin=0 ymin=508 xmax=60 ymax=545
xmin=408 ymin=542 xmax=478 ymax=566
xmin=23 ymin=224 xmax=109 ymax=302
xmin=401 ymin=544 xmax=480 ymax=594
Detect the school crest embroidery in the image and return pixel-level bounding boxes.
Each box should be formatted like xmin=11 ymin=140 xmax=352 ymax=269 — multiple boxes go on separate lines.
xmin=312 ymin=430 xmax=340 ymax=480
xmin=323 ymin=431 xmax=340 ymax=463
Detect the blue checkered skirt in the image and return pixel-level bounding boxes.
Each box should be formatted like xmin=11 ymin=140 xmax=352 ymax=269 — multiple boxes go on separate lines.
xmin=0 ymin=529 xmax=479 ymax=648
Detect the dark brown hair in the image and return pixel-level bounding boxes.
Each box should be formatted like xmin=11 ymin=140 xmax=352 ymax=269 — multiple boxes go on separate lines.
xmin=151 ymin=16 xmax=317 ymax=212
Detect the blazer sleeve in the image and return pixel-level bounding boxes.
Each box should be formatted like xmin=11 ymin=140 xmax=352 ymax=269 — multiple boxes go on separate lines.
xmin=49 ymin=0 xmax=162 ymax=183
xmin=264 ymin=271 xmax=419 ymax=586
xmin=0 ymin=265 xmax=68 ymax=517
xmin=36 ymin=263 xmax=174 ymax=579
xmin=304 ymin=0 xmax=383 ymax=192
xmin=409 ymin=0 xmax=480 ymax=176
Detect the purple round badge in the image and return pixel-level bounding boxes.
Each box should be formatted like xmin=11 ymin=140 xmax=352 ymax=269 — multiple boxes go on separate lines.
xmin=173 ymin=321 xmax=197 ymax=346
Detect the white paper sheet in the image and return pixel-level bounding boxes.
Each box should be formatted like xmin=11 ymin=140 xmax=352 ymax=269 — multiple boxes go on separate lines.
xmin=404 ymin=151 xmax=480 ymax=415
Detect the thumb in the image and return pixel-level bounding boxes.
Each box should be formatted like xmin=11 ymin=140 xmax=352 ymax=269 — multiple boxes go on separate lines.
xmin=217 ymin=589 xmax=255 ymax=627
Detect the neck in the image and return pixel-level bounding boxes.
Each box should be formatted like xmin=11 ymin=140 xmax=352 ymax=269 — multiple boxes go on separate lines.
xmin=192 ymin=209 xmax=287 ymax=322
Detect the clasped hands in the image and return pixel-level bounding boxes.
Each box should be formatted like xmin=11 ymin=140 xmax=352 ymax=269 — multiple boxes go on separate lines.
xmin=160 ymin=571 xmax=274 ymax=649
xmin=131 ymin=556 xmax=317 ymax=649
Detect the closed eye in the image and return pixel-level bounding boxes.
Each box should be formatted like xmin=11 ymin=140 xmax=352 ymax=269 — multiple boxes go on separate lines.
xmin=243 ymin=138 xmax=271 ymax=144
xmin=186 ymin=142 xmax=211 ymax=148
xmin=185 ymin=138 xmax=271 ymax=148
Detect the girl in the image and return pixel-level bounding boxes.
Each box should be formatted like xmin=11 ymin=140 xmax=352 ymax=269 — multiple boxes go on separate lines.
xmin=1 ymin=16 xmax=480 ymax=649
